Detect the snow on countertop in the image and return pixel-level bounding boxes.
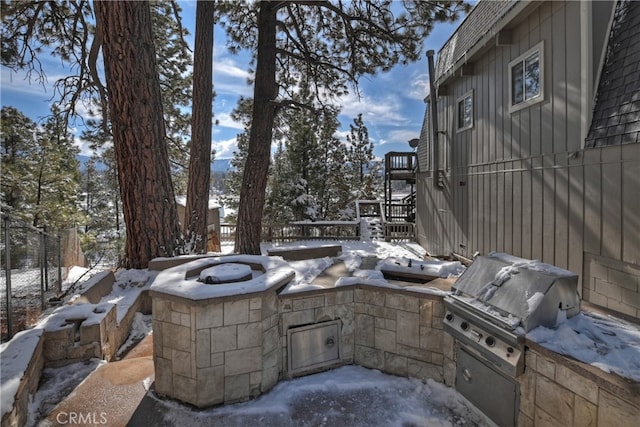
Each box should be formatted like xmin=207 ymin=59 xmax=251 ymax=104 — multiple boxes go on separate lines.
xmin=150 ymin=255 xmax=295 ymax=300
xmin=378 ymin=257 xmax=465 ymax=278
xmin=527 ymin=311 xmax=640 ymax=382
xmin=273 ymin=239 xmax=456 ymax=296
xmin=199 ymin=263 xmax=253 ymax=283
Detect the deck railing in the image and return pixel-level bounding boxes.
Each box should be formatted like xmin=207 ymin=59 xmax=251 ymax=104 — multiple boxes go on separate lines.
xmin=384 ymin=222 xmax=415 ymax=242
xmin=219 ymin=221 xmax=360 ymax=243
xmin=385 ymin=152 xmax=416 ymax=172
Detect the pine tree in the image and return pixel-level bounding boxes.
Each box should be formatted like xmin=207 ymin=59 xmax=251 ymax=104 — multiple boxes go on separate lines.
xmin=150 ymin=0 xmax=194 ymax=194
xmin=346 ymin=113 xmax=380 ymax=200
xmin=32 ymin=106 xmax=84 ymax=229
xmin=94 ymin=0 xmax=184 ymax=268
xmin=80 ymin=151 xmax=123 ymax=267
xmin=0 ymin=106 xmax=84 ymax=230
xmin=264 ymin=141 xmax=295 ymax=225
xmin=317 ymin=110 xmax=352 ymax=220
xmin=283 ymin=107 xmax=325 ymax=221
xmin=184 ymin=0 xmax=215 ymax=254
xmin=0 ymin=107 xmax=37 ymax=224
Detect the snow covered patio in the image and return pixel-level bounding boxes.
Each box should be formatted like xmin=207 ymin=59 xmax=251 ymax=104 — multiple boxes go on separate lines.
xmin=2 ymin=239 xmax=639 ymax=426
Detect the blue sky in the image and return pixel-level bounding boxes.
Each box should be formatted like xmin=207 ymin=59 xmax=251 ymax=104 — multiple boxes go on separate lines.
xmin=0 ymin=1 xmax=464 ymax=160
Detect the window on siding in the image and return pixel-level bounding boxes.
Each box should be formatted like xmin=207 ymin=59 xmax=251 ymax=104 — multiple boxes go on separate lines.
xmin=509 ymin=42 xmax=544 ymax=112
xmin=457 ymin=90 xmax=473 ymax=132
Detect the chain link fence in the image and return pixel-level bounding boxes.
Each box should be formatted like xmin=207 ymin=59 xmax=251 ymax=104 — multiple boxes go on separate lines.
xmin=1 ymin=214 xmax=67 ymax=341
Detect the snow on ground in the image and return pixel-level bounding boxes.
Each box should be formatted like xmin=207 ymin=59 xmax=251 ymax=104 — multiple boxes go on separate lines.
xmin=149 ymin=365 xmax=493 ymax=427
xmin=105 ymin=269 xmax=157 ymax=323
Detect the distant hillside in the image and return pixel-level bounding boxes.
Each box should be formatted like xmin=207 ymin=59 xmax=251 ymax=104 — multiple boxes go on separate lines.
xmin=212 ymin=158 xmax=233 ymax=172
xmin=77 ymin=155 xmax=234 ymax=173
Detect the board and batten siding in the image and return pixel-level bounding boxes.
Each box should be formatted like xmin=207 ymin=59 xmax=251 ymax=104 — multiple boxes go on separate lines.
xmin=416 ymin=1 xmax=640 ymax=319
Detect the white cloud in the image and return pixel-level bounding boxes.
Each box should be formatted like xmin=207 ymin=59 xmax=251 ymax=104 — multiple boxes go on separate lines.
xmin=338 ymin=91 xmax=409 ymax=126
xmin=213 ymin=136 xmax=238 ymax=159
xmin=213 ymin=52 xmax=254 ymax=98
xmin=407 ymin=71 xmax=430 ymax=101
xmin=214 ymin=112 xmax=244 ymax=131
xmin=385 ymin=129 xmax=422 ymax=146
xmin=0 ymin=67 xmax=58 ymax=114
xmin=214 ymin=58 xmax=251 ymax=80
xmin=73 ymin=135 xmax=96 ymax=157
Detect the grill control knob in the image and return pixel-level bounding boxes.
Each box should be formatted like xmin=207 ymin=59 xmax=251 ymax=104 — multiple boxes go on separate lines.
xmin=485 ymin=336 xmax=495 ymax=347
xmin=507 ymin=347 xmax=514 ymax=354
xmin=445 ymin=313 xmax=454 ymax=322
xmin=460 ymin=322 xmax=469 ymax=331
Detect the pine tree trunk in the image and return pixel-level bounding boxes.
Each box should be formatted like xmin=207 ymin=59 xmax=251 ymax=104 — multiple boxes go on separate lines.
xmin=234 ymin=2 xmax=278 ymax=254
xmin=95 ymin=0 xmax=183 ymax=269
xmin=184 ymin=0 xmax=215 ymax=254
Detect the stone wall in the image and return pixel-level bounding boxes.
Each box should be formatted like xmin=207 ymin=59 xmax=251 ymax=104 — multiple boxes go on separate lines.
xmin=279 ymin=289 xmax=355 ymax=376
xmin=517 ymin=343 xmax=639 ymax=427
xmin=42 ymin=304 xmax=118 ymax=368
xmin=152 ymin=291 xmax=281 ymax=407
xmin=583 ymin=253 xmax=640 ymax=319
xmin=1 ymin=329 xmax=44 ymax=427
xmin=278 ymin=286 xmax=447 ymax=383
xmin=352 ymin=287 xmax=447 ymax=383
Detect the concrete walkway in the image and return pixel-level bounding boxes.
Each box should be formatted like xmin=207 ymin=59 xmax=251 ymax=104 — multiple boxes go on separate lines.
xmin=43 ymin=336 xmax=154 ymax=427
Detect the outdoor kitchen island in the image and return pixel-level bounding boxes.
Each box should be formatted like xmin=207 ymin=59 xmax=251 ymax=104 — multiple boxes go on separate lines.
xmin=442 ymin=253 xmax=639 ymax=426
xmin=149 ymin=252 xmax=639 ymax=426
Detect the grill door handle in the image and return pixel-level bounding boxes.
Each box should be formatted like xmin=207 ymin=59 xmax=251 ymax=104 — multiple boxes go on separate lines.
xmin=462 ymin=367 xmax=472 ymax=383
xmin=325 ymin=337 xmax=335 ymax=348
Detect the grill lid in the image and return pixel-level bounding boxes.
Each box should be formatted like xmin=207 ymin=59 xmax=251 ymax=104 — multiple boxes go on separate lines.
xmin=451 ymin=253 xmax=580 ymax=332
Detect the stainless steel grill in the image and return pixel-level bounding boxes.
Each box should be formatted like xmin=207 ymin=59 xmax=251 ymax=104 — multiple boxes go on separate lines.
xmin=443 ymin=252 xmax=580 ymax=426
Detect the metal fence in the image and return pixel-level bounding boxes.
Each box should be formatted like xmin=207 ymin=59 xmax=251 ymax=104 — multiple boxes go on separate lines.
xmin=1 ymin=214 xmax=63 ymax=341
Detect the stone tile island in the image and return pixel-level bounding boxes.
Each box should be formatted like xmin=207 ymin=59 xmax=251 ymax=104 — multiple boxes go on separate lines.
xmin=149 ymin=255 xmax=295 ymax=407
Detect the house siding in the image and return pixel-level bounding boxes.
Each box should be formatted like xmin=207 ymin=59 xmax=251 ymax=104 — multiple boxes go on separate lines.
xmin=416 ymin=1 xmax=640 ymax=319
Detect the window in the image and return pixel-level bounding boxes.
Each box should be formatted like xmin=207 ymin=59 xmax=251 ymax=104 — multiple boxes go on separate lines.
xmin=457 ymin=90 xmax=473 ymax=131
xmin=509 ymin=42 xmax=544 ymax=112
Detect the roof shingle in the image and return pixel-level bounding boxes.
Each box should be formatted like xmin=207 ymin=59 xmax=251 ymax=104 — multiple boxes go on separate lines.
xmin=586 ymin=0 xmax=640 ymax=148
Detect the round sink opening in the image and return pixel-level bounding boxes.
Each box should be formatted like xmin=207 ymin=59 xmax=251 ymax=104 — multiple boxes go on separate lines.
xmin=199 ymin=262 xmax=256 ymax=285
